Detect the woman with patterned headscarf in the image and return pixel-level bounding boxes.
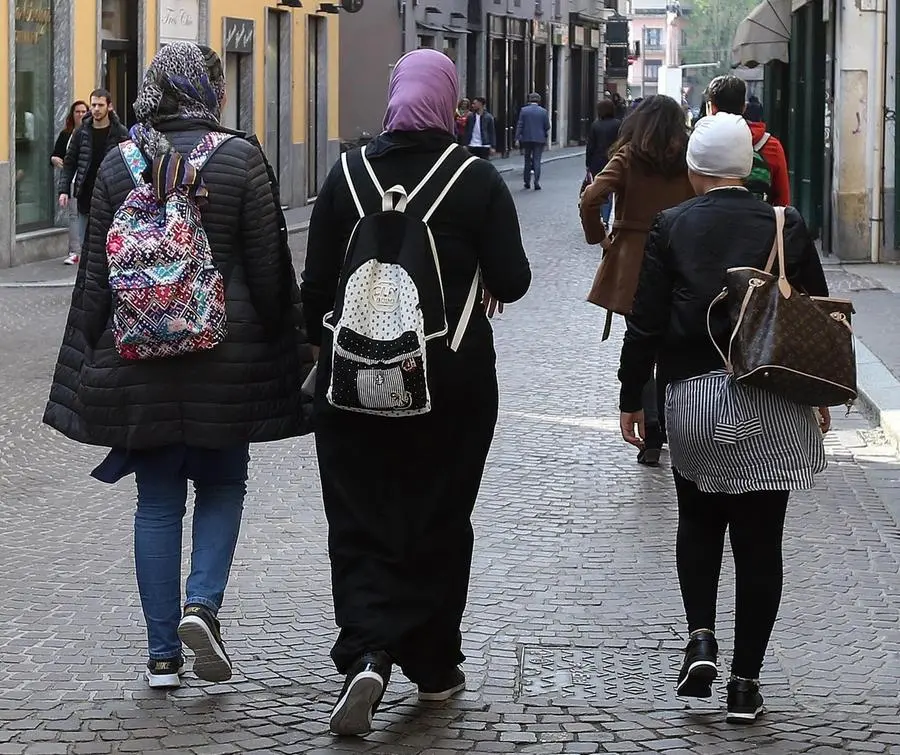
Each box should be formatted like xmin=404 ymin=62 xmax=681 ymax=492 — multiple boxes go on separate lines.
xmin=304 ymin=49 xmax=531 ymax=737
xmin=43 ymin=42 xmax=313 ymax=689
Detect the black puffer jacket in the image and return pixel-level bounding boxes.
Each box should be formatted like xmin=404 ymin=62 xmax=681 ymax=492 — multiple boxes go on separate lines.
xmin=618 ymin=189 xmax=828 ymax=411
xmin=43 ymin=120 xmax=314 ymax=449
xmin=57 ymin=113 xmax=129 ymax=197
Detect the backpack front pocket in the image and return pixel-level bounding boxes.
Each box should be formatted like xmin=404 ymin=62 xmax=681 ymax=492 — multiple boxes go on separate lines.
xmin=329 ymin=327 xmax=429 ymax=415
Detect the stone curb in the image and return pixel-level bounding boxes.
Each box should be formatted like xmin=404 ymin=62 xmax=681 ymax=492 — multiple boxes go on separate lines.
xmin=853 ymin=336 xmax=900 ymax=452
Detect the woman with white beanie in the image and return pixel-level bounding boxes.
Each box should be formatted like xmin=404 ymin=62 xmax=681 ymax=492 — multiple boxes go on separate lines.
xmin=617 ymin=113 xmax=830 ymax=722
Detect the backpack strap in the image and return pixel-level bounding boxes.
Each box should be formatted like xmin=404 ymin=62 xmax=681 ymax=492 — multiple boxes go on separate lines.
xmin=187 ymin=132 xmax=236 ymax=172
xmin=753 ymin=132 xmax=770 ymax=151
xmin=118 ymin=140 xmax=148 ymax=187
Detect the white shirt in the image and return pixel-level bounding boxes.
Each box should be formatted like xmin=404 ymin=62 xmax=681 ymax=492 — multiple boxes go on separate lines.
xmin=469 ymin=113 xmax=483 ymax=148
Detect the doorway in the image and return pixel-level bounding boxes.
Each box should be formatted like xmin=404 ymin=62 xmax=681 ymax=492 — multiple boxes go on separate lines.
xmin=265 ymin=9 xmax=290 ymax=186
xmin=100 ymin=0 xmax=139 ymax=127
xmin=307 ymin=14 xmax=327 ymax=199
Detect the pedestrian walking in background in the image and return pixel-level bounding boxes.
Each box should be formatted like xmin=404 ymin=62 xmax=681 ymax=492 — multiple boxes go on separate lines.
xmin=464 ymin=96 xmax=496 ymax=159
xmin=515 ymin=92 xmax=550 ymax=190
xmin=302 ymin=48 xmax=531 ymax=738
xmin=612 ymin=92 xmax=627 ymax=120
xmin=455 ymin=98 xmax=471 ymax=144
xmin=618 ymin=113 xmax=830 ymax=723
xmin=51 ymin=100 xmax=88 ymax=265
xmin=583 ymin=99 xmax=621 ymax=222
xmin=580 ymin=94 xmax=695 ymax=465
xmin=43 ymin=42 xmax=313 ymax=690
xmin=57 ymin=89 xmax=128 ymax=265
xmin=706 ymin=75 xmax=789 ymax=206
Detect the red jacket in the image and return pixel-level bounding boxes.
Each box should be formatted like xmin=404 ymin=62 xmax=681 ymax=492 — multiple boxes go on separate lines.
xmin=748 ymin=121 xmax=790 ymax=206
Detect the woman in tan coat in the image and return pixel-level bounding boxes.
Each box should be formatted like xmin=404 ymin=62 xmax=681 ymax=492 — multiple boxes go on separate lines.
xmin=580 ymin=95 xmax=695 ymax=464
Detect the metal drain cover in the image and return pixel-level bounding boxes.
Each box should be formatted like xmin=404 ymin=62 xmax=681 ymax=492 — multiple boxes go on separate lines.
xmin=516 ymin=644 xmax=795 ymax=711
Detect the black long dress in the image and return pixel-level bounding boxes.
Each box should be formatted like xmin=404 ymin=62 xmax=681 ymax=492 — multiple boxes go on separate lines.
xmin=301 ymin=130 xmax=531 ymax=683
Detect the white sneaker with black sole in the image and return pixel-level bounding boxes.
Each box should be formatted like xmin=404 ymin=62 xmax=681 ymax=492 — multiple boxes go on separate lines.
xmin=177 ymin=604 xmax=232 ymax=683
xmin=330 ymin=651 xmax=392 ymax=737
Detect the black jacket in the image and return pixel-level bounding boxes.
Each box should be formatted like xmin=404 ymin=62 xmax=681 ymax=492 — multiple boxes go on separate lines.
xmin=43 ymin=120 xmax=313 ymax=449
xmin=302 ymin=130 xmax=530 ymax=411
xmin=463 ymin=110 xmax=496 ymax=149
xmin=585 ymin=117 xmax=621 ymax=176
xmin=618 ymin=189 xmax=828 ymax=411
xmin=57 ymin=113 xmax=129 ymax=197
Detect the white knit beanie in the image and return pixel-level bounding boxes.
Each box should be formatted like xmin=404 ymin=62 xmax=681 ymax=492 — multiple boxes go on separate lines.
xmin=687 ymin=112 xmax=754 ymax=179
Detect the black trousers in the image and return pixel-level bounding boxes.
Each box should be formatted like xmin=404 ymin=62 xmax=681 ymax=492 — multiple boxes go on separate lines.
xmin=315 ymin=404 xmax=496 ymax=683
xmin=673 ymin=471 xmax=789 ymax=679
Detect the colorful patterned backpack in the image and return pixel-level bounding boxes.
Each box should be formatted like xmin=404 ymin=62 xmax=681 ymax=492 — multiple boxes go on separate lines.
xmin=106 ymin=132 xmax=234 ymax=360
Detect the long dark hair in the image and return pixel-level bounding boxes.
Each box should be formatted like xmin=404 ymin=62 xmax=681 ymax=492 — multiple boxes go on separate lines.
xmin=609 ymin=94 xmax=688 ymax=177
xmin=64 ymin=100 xmax=88 ymax=133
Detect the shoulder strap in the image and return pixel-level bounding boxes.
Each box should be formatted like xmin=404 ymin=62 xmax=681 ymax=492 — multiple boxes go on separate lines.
xmin=764 ymin=206 xmax=787 ymax=275
xmin=341 ymin=151 xmax=365 ymax=219
xmin=118 ymin=140 xmax=148 ymax=187
xmin=753 ymin=132 xmax=771 ymax=152
xmin=187 ymin=132 xmax=235 ymax=172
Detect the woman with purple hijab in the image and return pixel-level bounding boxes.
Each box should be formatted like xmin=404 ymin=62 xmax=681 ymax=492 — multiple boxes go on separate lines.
xmin=303 ymin=49 xmax=531 ymax=737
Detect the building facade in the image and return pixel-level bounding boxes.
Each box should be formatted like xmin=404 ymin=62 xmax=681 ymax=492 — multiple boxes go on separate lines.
xmin=3 ymin=0 xmax=340 ymax=268
xmin=338 ymin=0 xmax=628 ymax=154
xmin=627 ymin=0 xmax=691 ymax=100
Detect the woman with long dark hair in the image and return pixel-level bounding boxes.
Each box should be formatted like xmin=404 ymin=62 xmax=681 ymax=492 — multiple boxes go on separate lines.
xmin=51 ymin=100 xmax=88 ymax=265
xmin=580 ymin=94 xmax=695 ymax=465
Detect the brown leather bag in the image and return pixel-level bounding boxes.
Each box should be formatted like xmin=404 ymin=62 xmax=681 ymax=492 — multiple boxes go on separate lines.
xmin=707 ymin=207 xmax=857 ymax=408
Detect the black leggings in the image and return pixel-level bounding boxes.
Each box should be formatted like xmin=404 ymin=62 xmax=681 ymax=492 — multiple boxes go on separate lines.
xmin=673 ymin=471 xmax=788 ymax=679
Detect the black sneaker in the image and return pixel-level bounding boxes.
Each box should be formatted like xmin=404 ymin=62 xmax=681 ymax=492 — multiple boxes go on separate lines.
xmin=145 ymin=656 xmax=184 ymax=689
xmin=418 ymin=667 xmax=466 ymax=701
xmin=330 ymin=651 xmax=392 ymax=737
xmin=177 ymin=604 xmax=232 ymax=683
xmin=534 ymin=183 xmax=542 ymax=191
xmin=726 ymin=677 xmax=765 ymax=723
xmin=524 ymin=183 xmax=531 ymax=189
xmin=676 ymin=630 xmax=718 ymax=698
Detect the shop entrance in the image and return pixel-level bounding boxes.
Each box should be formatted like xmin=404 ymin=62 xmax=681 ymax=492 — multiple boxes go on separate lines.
xmin=100 ymin=0 xmax=139 ymax=126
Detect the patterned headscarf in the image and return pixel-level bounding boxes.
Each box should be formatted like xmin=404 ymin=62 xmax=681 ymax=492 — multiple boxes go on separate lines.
xmin=131 ymin=42 xmax=227 ymax=201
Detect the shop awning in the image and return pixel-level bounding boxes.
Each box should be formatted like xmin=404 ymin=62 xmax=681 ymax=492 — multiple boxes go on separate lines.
xmin=731 ymin=0 xmax=791 ymax=69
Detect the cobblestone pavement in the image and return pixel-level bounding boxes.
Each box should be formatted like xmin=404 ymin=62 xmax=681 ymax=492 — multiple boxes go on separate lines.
xmin=1 ymin=160 xmax=899 ymax=755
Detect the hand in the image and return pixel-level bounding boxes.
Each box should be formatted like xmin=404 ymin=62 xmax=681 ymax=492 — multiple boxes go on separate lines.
xmin=817 ymin=406 xmax=831 ymax=434
xmin=58 ymin=194 xmax=69 ymax=209
xmin=600 ymin=237 xmax=612 ymax=251
xmin=620 ymin=410 xmax=646 ymax=449
xmin=51 ymin=156 xmax=64 ymax=169
xmin=483 ymin=289 xmax=504 ymax=318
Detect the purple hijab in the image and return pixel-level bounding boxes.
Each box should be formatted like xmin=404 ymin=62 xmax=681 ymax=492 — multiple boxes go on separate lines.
xmin=383 ymin=49 xmax=459 ymax=136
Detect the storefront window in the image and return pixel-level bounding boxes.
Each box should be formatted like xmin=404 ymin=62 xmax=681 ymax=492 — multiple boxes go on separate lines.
xmin=14 ymin=0 xmax=55 ymax=231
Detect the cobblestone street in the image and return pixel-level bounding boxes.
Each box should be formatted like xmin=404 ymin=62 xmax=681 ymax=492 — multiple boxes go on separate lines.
xmin=1 ymin=158 xmax=899 ymax=754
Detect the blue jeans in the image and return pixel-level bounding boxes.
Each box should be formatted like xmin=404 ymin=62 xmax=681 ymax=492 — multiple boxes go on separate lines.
xmin=133 ymin=447 xmax=248 ymax=659
xmin=523 ymin=142 xmax=545 ymax=185
xmin=601 ymin=199 xmax=613 ymax=225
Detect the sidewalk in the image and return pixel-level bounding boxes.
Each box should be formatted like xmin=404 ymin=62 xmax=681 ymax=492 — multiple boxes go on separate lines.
xmin=0 ymin=145 xmax=584 ymax=289
xmin=827 ymin=262 xmax=900 ymax=452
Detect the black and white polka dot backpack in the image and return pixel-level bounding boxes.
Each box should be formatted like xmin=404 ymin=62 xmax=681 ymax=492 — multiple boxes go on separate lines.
xmin=322 ymin=143 xmax=478 ymax=416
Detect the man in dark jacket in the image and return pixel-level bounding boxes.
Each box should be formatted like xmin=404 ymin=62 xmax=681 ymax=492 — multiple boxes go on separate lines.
xmin=57 ymin=88 xmax=129 ymax=264
xmin=43 ymin=43 xmax=313 ymax=691
xmin=584 ymin=99 xmax=621 ymax=221
xmin=464 ymin=97 xmax=496 ymax=159
xmin=515 ymin=93 xmax=551 ymax=190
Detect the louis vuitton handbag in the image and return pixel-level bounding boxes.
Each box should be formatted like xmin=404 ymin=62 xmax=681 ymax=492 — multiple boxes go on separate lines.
xmin=707 ymin=207 xmax=857 ymax=408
